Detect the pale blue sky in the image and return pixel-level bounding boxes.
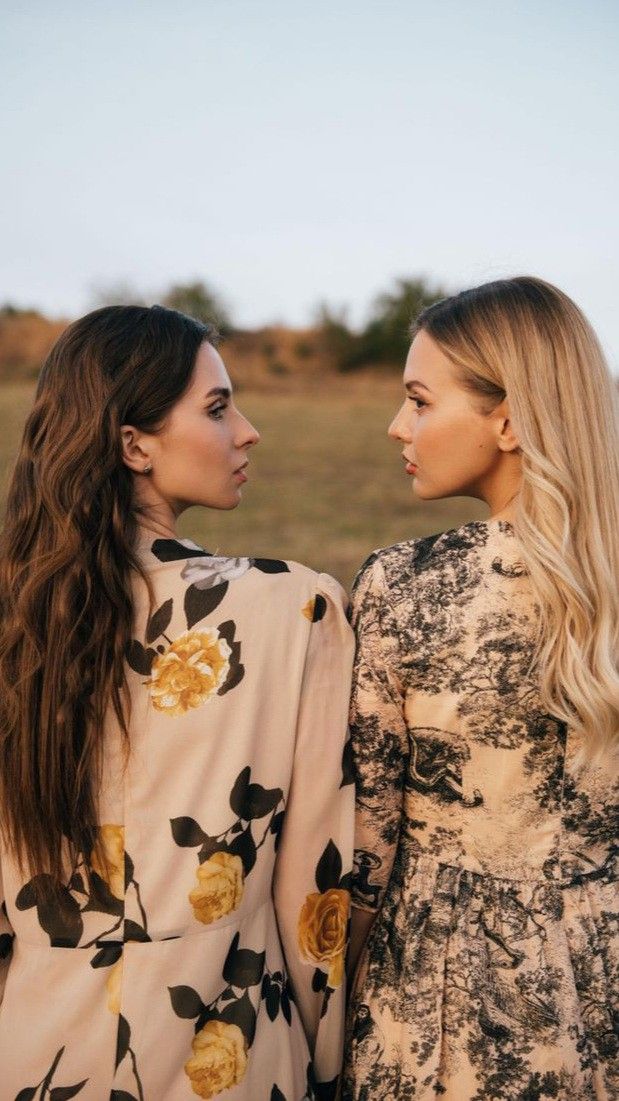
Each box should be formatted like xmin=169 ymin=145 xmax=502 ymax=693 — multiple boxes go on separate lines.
xmin=2 ymin=0 xmax=618 ymax=365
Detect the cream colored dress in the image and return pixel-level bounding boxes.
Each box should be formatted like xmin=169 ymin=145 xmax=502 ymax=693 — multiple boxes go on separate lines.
xmin=0 ymin=529 xmax=354 ymax=1101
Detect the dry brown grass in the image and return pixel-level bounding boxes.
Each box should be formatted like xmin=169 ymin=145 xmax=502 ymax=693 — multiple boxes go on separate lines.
xmin=0 ymin=314 xmax=68 ymax=380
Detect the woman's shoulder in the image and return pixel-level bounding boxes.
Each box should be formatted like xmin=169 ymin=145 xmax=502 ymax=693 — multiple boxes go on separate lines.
xmin=133 ymin=533 xmax=347 ymax=610
xmin=353 ymin=519 xmax=515 ymax=598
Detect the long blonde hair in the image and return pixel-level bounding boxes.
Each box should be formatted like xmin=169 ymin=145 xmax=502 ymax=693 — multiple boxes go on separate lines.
xmin=416 ymin=276 xmax=619 ymax=756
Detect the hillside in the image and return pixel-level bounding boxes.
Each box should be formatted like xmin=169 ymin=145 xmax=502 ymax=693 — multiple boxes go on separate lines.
xmin=0 ymin=310 xmax=375 ymax=388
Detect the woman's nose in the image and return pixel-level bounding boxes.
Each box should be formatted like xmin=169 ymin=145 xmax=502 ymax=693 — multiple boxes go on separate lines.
xmin=388 ymin=404 xmax=410 ymax=442
xmin=240 ymin=414 xmax=260 ymax=448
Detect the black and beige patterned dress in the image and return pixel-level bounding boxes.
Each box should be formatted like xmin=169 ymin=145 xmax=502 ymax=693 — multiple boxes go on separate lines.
xmin=343 ymin=520 xmax=618 ymax=1101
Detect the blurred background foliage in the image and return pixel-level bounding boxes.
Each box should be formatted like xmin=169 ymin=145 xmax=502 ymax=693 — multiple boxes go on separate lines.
xmin=0 ymin=274 xmax=446 ymax=381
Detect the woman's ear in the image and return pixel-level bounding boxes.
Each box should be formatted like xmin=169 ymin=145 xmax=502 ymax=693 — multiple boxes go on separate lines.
xmin=120 ymin=425 xmax=152 ymax=474
xmin=492 ymin=400 xmax=521 ymax=454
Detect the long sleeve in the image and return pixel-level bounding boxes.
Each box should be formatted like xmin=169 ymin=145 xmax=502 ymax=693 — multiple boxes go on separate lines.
xmin=273 ymin=572 xmax=355 ymax=1093
xmin=0 ymin=855 xmax=14 ymax=1007
xmin=349 ymin=553 xmax=408 ymax=915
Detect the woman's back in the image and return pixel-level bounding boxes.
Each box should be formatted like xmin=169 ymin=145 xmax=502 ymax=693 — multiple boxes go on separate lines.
xmin=346 ymin=519 xmax=617 ymax=1099
xmin=0 ymin=532 xmax=354 ymax=1100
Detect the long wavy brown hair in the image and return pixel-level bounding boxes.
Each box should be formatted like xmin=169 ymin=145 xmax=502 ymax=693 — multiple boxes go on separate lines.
xmin=0 ymin=305 xmax=216 ymax=883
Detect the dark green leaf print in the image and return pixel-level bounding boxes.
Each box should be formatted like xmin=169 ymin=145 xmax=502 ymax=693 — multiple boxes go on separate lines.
xmin=174 ymin=768 xmax=284 ymax=893
xmin=49 ymin=1084 xmax=89 ymax=1101
xmin=261 ymin=969 xmax=294 ymax=1029
xmin=271 ymin=1087 xmax=287 ymax=1101
xmin=115 ymin=1015 xmax=131 ymax=1070
xmin=151 ymin=538 xmax=211 ymax=562
xmin=81 ymin=872 xmax=123 ymax=917
xmin=197 ymin=836 xmax=225 ymax=864
xmin=15 ymin=1047 xmax=88 ymax=1101
xmin=145 ymin=598 xmax=173 ymax=644
xmin=252 ymin=558 xmax=290 ymax=573
xmin=217 ymin=651 xmax=245 ymax=695
xmin=125 ymin=639 xmax=156 ymax=676
xmin=170 ymin=816 xmax=207 ymax=847
xmin=184 ymin=581 xmax=228 ymax=629
xmin=168 ymin=985 xmax=207 ymax=1019
xmin=18 ymin=839 xmax=146 ymax=952
xmin=123 ymin=852 xmax=134 ymax=890
xmin=68 ymin=872 xmax=84 ymax=893
xmin=228 ymin=827 xmax=257 ymax=874
xmin=0 ymin=931 xmax=13 ymax=958
xmin=217 ymin=619 xmax=237 ymax=646
xmin=241 ymin=784 xmax=283 ymax=821
xmin=315 ymin=840 xmax=342 ymax=893
xmin=229 ymin=767 xmax=283 ymax=821
xmin=229 ymin=766 xmax=251 ymax=816
xmin=340 ymin=737 xmax=355 ymax=788
xmin=220 ymin=989 xmax=257 ymax=1046
xmin=169 ymin=936 xmax=265 ymax=1071
xmin=110 ymin=1092 xmax=139 ymax=1101
xmin=111 ymin=1014 xmax=144 ymax=1099
xmin=280 ymin=987 xmax=292 ymax=1025
xmin=123 ymin=919 xmax=151 ymax=943
xmin=14 ymin=877 xmax=42 ymax=910
xmin=311 ymin=594 xmax=327 ymax=622
xmin=265 ymin=981 xmax=280 ymax=1020
xmin=270 ymin=810 xmax=285 ymax=851
xmin=223 ymin=932 xmax=265 ymax=987
xmin=312 ymin=968 xmax=327 ymax=992
xmin=15 ymin=878 xmax=84 ymax=948
xmin=90 ymin=943 xmax=122 ymax=969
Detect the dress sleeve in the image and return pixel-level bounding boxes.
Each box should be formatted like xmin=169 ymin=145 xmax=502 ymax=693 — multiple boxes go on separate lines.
xmin=0 ymin=856 xmax=14 ymax=1007
xmin=349 ymin=553 xmax=408 ymax=915
xmin=272 ymin=572 xmax=355 ymax=1094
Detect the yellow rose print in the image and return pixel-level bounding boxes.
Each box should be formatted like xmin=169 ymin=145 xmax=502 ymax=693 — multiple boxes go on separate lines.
xmin=184 ymin=1019 xmax=248 ymax=1099
xmin=106 ymin=957 xmax=123 ymax=1015
xmin=189 ymin=852 xmax=244 ymax=925
xmin=91 ymin=824 xmax=125 ymax=900
xmin=301 ymin=598 xmax=316 ymax=621
xmin=298 ymin=887 xmax=350 ymax=988
xmin=147 ymin=628 xmax=232 ymax=715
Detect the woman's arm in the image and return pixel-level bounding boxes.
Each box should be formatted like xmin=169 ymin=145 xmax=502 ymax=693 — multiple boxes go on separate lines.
xmin=272 ymin=573 xmax=355 ymax=1091
xmin=348 ymin=554 xmax=408 ymax=961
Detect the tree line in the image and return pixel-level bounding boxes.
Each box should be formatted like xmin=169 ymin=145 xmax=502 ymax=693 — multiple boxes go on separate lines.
xmin=0 ymin=275 xmax=449 ymax=377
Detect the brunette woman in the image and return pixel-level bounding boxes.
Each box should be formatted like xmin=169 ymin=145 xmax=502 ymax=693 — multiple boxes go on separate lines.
xmin=0 ymin=306 xmax=354 ymax=1100
xmin=344 ymin=277 xmax=618 ymax=1100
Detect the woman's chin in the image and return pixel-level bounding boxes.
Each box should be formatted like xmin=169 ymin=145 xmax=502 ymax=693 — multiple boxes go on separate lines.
xmin=412 ymin=481 xmax=446 ymax=502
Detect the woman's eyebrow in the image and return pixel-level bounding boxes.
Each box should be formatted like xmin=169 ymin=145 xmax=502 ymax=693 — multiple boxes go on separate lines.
xmin=405 ymin=379 xmax=433 ymax=393
xmin=204 ymin=387 xmax=231 ymax=399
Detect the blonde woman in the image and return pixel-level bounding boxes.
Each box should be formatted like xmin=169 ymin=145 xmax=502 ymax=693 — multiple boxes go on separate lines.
xmin=0 ymin=306 xmax=354 ymax=1099
xmin=343 ymin=277 xmax=619 ymax=1100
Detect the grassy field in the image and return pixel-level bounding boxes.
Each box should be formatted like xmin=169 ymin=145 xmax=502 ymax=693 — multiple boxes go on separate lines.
xmin=0 ymin=379 xmax=486 ymax=589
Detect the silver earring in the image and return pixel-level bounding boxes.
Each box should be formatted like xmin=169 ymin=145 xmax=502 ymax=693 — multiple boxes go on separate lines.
xmin=143 ymin=463 xmax=152 ymax=474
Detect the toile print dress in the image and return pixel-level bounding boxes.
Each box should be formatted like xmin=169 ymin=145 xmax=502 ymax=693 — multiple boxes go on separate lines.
xmin=343 ymin=520 xmax=618 ymax=1101
xmin=0 ymin=528 xmax=355 ymax=1101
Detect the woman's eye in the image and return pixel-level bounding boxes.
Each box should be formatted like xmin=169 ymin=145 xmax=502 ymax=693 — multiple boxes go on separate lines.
xmin=207 ymin=403 xmax=227 ymax=420
xmin=407 ymin=395 xmax=427 ymax=410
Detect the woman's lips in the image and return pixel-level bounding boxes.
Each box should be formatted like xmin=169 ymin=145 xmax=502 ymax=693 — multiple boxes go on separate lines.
xmin=233 ymin=468 xmax=248 ymax=483
xmin=405 ymin=462 xmax=418 ymax=475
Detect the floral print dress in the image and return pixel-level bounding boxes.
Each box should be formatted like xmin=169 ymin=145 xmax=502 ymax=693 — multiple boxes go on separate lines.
xmin=343 ymin=520 xmax=618 ymax=1101
xmin=0 ymin=529 xmax=355 ymax=1101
